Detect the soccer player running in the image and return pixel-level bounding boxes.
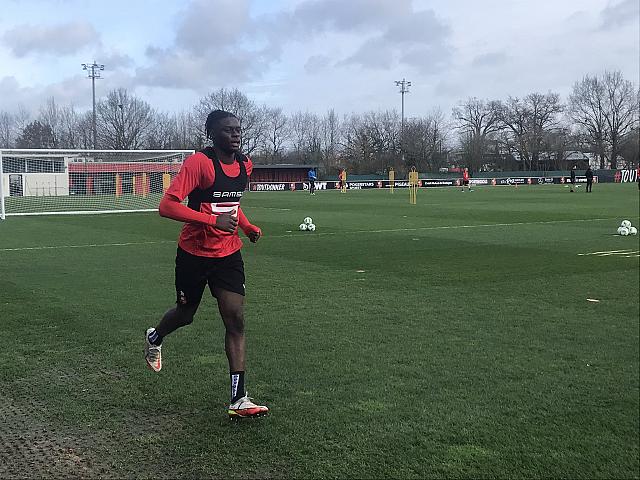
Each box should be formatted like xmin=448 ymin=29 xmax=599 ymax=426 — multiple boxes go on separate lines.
xmin=308 ymin=167 xmax=317 ymax=195
xmin=144 ymin=110 xmax=268 ymax=419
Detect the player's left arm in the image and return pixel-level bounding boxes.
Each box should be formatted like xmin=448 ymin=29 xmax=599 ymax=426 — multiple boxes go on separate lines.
xmin=238 ymin=157 xmax=261 ymax=243
xmin=237 ymin=207 xmax=261 ymax=243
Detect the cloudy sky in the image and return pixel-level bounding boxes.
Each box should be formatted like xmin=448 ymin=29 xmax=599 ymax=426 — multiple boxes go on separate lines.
xmin=0 ymin=0 xmax=638 ymax=118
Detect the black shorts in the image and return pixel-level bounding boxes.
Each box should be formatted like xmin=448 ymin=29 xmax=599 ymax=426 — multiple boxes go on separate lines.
xmin=463 ymin=179 xmax=469 ymax=186
xmin=175 ymin=247 xmax=245 ymax=306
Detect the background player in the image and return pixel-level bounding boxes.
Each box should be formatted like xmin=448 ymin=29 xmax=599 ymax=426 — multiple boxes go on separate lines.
xmin=461 ymin=167 xmax=472 ymax=192
xmin=308 ymin=167 xmax=317 ymax=195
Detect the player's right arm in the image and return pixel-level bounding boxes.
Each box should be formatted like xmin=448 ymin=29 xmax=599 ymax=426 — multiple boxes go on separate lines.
xmin=159 ymin=153 xmax=219 ymax=227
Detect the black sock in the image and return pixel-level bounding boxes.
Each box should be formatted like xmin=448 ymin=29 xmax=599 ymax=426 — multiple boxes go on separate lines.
xmin=148 ymin=328 xmax=163 ymax=346
xmin=230 ymin=371 xmax=245 ymax=403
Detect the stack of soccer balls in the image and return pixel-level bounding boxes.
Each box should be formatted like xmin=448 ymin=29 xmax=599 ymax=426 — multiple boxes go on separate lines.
xmin=299 ymin=216 xmax=316 ymax=232
xmin=617 ymin=220 xmax=637 ymax=236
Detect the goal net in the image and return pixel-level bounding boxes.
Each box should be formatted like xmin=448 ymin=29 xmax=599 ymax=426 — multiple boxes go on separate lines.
xmin=0 ymin=149 xmax=194 ymax=219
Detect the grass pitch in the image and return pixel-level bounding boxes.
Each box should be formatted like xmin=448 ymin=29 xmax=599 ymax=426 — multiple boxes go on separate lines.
xmin=1 ymin=183 xmax=638 ymax=478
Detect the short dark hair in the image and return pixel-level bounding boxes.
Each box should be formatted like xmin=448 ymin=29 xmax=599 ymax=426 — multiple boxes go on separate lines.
xmin=205 ymin=110 xmax=237 ymax=139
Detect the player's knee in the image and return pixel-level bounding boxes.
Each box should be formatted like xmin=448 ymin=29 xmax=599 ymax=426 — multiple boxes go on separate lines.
xmin=176 ymin=305 xmax=196 ymax=326
xmin=225 ymin=311 xmax=244 ymax=336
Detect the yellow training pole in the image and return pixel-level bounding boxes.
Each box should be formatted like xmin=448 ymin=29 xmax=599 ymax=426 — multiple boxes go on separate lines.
xmin=389 ymin=168 xmax=395 ymax=194
xmin=409 ymin=167 xmax=418 ymax=204
xmin=162 ymin=173 xmax=171 ymax=193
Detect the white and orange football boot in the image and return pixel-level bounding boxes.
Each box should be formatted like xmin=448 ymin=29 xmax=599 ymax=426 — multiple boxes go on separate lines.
xmin=144 ymin=327 xmax=162 ymax=372
xmin=228 ymin=394 xmax=269 ymax=419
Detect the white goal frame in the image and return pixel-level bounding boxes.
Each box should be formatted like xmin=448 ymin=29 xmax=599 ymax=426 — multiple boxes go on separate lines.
xmin=0 ymin=149 xmax=194 ymax=219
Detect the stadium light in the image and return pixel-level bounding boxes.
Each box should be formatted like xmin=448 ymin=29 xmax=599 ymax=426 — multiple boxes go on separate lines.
xmin=82 ymin=61 xmax=105 ymax=149
xmin=395 ymin=79 xmax=411 ymax=162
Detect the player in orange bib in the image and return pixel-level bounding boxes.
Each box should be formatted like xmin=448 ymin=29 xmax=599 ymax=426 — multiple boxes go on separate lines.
xmin=461 ymin=167 xmax=472 ymax=192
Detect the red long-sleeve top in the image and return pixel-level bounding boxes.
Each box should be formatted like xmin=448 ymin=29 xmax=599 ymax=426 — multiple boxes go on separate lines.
xmin=159 ymin=151 xmax=258 ymax=258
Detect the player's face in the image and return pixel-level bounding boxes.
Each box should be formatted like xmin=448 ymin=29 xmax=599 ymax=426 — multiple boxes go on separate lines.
xmin=214 ymin=117 xmax=241 ymax=153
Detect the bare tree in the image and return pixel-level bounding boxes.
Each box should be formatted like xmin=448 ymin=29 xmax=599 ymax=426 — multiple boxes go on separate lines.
xmin=618 ymin=127 xmax=639 ymax=166
xmin=0 ymin=111 xmax=15 ymax=148
xmin=263 ymin=107 xmax=289 ymax=162
xmin=602 ymin=71 xmax=639 ymax=169
xmin=321 ymin=109 xmax=340 ymax=171
xmin=568 ymin=75 xmax=608 ymax=168
xmin=498 ymin=92 xmax=564 ymax=170
xmin=289 ymin=111 xmax=323 ymax=164
xmin=97 ymin=88 xmax=155 ymax=149
xmin=452 ymin=98 xmax=502 ymax=172
xmin=405 ymin=109 xmax=448 ymax=172
xmin=145 ymin=111 xmax=178 ymax=149
xmin=340 ymin=113 xmax=375 ymax=173
xmin=14 ymin=105 xmax=31 ymax=136
xmin=38 ymin=97 xmax=61 ymax=148
xmin=58 ymin=105 xmax=82 ymax=149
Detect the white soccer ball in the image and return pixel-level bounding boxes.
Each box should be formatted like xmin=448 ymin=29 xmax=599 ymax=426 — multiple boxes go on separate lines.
xmin=629 ymin=226 xmax=638 ymax=235
xmin=621 ymin=220 xmax=631 ymax=228
xmin=307 ymin=223 xmax=316 ymax=232
xmin=299 ymin=223 xmax=308 ymax=231
xmin=303 ymin=216 xmax=313 ymax=225
xmin=618 ymin=226 xmax=630 ymax=236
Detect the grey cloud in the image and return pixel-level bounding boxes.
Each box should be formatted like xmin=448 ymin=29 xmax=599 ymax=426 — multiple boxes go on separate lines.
xmin=136 ymin=0 xmax=265 ymax=90
xmin=304 ymin=55 xmax=331 ymax=74
xmin=2 ymin=21 xmax=100 ymax=57
xmin=400 ymin=45 xmax=453 ymax=74
xmin=383 ymin=10 xmax=450 ymax=44
xmin=174 ymin=0 xmax=251 ymax=54
xmin=338 ymin=37 xmax=395 ymax=69
xmin=600 ymin=0 xmax=639 ymax=29
xmin=0 ymin=72 xmax=133 ymax=112
xmin=472 ymin=52 xmax=508 ymax=68
xmin=136 ymin=0 xmax=451 ymax=90
xmin=288 ymin=0 xmax=412 ymax=34
xmin=339 ymin=9 xmax=452 ymax=72
xmin=98 ymin=51 xmax=135 ymax=70
xmin=135 ymin=49 xmax=261 ymax=90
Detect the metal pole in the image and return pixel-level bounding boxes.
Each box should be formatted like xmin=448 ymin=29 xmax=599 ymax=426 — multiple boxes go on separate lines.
xmin=92 ymin=75 xmax=96 ymax=149
xmin=401 ymin=89 xmax=405 ymax=162
xmin=82 ymin=61 xmax=104 ymax=150
xmin=0 ymin=149 xmax=5 ymax=220
xmin=395 ymin=79 xmax=411 ymax=164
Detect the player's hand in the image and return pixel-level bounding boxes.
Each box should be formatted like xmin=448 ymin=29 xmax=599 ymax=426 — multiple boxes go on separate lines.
xmin=214 ymin=213 xmax=238 ymax=233
xmin=245 ymin=225 xmax=261 ymax=243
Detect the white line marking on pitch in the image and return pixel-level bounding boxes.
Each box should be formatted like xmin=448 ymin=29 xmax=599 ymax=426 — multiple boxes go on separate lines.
xmin=0 ymin=217 xmax=620 ymax=252
xmin=578 ymin=249 xmax=633 ymax=256
xmin=249 ymin=206 xmax=291 ymax=211
xmin=269 ymin=217 xmax=618 ymax=238
xmin=0 ymin=240 xmax=174 ymax=252
xmin=578 ymin=250 xmax=639 ymax=257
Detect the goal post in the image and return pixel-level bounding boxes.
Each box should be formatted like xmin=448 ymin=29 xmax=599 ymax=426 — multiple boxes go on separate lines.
xmin=0 ymin=149 xmax=194 ymax=218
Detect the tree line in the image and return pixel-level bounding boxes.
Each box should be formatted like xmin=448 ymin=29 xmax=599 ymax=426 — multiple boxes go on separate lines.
xmin=0 ymin=70 xmax=637 ymax=175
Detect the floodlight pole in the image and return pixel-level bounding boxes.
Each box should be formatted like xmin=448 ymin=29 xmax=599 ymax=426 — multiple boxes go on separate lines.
xmin=395 ymin=79 xmax=411 ymax=162
xmin=82 ymin=61 xmax=105 ymax=149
